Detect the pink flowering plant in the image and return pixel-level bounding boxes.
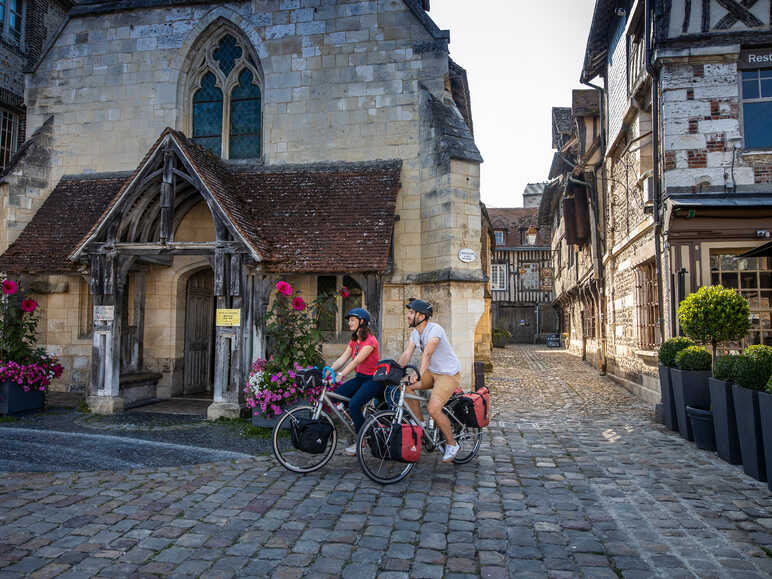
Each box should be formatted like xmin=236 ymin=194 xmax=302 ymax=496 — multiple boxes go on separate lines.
xmin=244 ymin=281 xmax=342 ymax=416
xmin=0 ymin=277 xmax=63 ymax=392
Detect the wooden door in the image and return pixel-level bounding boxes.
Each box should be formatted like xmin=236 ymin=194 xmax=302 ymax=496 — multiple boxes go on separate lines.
xmin=184 ymin=269 xmax=214 ymax=395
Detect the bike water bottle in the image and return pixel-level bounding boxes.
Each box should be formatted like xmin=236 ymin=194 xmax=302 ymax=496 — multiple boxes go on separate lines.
xmin=427 ymin=417 xmax=435 ymax=431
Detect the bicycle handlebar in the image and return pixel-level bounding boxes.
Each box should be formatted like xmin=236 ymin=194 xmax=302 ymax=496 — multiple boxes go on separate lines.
xmin=322 ymin=366 xmax=336 ymax=384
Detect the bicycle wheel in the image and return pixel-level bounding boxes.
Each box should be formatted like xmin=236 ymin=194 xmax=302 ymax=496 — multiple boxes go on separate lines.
xmin=356 ymin=410 xmax=416 ymax=485
xmin=451 ymin=423 xmax=482 ymax=464
xmin=272 ymin=405 xmax=337 ymax=473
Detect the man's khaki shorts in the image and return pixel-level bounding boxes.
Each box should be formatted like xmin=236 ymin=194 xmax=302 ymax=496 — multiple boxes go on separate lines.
xmin=422 ymin=370 xmax=461 ymax=406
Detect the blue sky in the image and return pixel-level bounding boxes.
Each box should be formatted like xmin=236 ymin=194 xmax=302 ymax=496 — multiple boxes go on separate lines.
xmin=429 ymin=1 xmax=597 ymax=208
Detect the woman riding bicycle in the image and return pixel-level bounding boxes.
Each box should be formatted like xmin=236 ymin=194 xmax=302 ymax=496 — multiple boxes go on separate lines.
xmin=325 ymin=307 xmax=382 ymax=456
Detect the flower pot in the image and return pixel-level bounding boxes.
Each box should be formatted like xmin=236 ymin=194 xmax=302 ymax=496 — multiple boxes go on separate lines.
xmin=708 ymin=377 xmax=742 ymax=465
xmin=732 ymin=384 xmax=766 ymax=482
xmin=758 ymin=391 xmax=772 ymax=491
xmin=686 ymin=406 xmax=716 ymax=452
xmin=0 ymin=381 xmax=45 ymax=416
xmin=670 ymin=369 xmax=711 ymax=442
xmin=658 ymin=364 xmax=678 ymax=432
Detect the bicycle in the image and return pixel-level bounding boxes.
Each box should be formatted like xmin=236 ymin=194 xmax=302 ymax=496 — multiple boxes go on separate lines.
xmin=271 ymin=366 xmax=381 ymax=473
xmin=356 ymin=366 xmax=483 ymax=484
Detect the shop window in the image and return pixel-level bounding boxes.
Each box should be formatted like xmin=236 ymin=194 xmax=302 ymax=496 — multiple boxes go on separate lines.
xmin=635 ymin=260 xmax=659 ymax=350
xmin=490 ymin=264 xmax=507 ymax=291
xmin=711 ymin=252 xmax=772 ymax=346
xmin=741 ymin=69 xmax=772 ymax=149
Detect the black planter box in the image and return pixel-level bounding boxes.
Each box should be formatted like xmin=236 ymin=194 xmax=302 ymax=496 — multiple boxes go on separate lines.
xmin=659 ymin=364 xmax=678 ymax=431
xmin=732 ymin=384 xmax=767 ymax=482
xmin=709 ymin=377 xmax=742 ymax=465
xmin=0 ymin=381 xmax=45 ymax=416
xmin=686 ymin=406 xmax=716 ymax=452
xmin=670 ymin=369 xmax=711 ymax=442
xmin=758 ymin=391 xmax=772 ymax=491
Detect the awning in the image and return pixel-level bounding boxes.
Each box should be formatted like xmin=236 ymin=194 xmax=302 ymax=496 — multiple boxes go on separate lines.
xmin=738 ymin=241 xmax=772 ymax=258
xmin=669 ymin=195 xmax=772 ymax=208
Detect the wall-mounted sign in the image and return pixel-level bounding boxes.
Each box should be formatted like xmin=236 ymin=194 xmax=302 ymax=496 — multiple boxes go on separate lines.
xmin=519 ymin=263 xmax=539 ymax=290
xmin=458 ymin=248 xmax=477 ymax=263
xmin=94 ymin=306 xmax=114 ymax=322
xmin=740 ymin=48 xmax=772 ymax=69
xmin=540 ymin=267 xmax=554 ymax=290
xmin=216 ymin=309 xmax=241 ymax=326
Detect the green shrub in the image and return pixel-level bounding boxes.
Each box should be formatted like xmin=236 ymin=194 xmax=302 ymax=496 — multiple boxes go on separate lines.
xmin=677 ymin=286 xmax=751 ymax=360
xmin=675 ymin=346 xmax=712 ymax=371
xmin=493 ymin=327 xmax=511 ymax=340
xmin=658 ymin=337 xmax=694 ymax=367
xmin=767 ymin=374 xmax=772 ymax=394
xmin=735 ymin=353 xmax=772 ymax=390
xmin=712 ymin=355 xmax=740 ymax=382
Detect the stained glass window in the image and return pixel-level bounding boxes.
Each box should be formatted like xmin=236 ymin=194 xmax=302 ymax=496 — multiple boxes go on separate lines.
xmin=229 ymin=68 xmax=261 ymax=159
xmin=214 ymin=35 xmax=242 ymax=78
xmin=192 ymin=72 xmax=223 ymax=156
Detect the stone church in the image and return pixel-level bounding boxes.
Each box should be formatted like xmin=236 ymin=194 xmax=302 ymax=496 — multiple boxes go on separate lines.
xmin=0 ymin=0 xmax=488 ymax=418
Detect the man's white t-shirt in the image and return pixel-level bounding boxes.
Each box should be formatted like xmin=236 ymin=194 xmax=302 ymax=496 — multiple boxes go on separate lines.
xmin=410 ymin=322 xmax=461 ymax=376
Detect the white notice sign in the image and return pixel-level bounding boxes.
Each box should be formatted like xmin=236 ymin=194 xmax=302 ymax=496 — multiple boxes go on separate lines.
xmin=94 ymin=306 xmax=115 ymax=322
xmin=458 ymin=248 xmax=477 ymax=263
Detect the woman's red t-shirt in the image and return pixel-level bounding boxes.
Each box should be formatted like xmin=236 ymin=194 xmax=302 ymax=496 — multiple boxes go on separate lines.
xmin=348 ymin=334 xmax=380 ymax=375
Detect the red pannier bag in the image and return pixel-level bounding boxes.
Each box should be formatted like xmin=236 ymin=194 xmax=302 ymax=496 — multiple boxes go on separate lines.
xmin=368 ymin=422 xmax=422 ymax=462
xmin=458 ymin=386 xmax=490 ymax=428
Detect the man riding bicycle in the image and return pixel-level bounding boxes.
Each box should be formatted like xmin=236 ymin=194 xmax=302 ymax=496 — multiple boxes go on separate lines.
xmin=397 ymin=299 xmax=462 ymax=463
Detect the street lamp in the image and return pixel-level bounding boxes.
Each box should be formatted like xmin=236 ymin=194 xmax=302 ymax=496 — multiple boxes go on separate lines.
xmin=526 ymin=225 xmax=538 ymax=246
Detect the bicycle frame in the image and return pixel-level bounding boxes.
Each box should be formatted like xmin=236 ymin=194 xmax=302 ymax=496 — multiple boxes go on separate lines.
xmin=311 ymin=380 xmax=357 ymax=437
xmin=390 ymin=382 xmax=466 ymax=451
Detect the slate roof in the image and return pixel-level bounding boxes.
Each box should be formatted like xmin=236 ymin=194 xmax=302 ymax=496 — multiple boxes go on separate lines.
xmin=552 ymin=107 xmax=573 ymax=150
xmin=0 ymin=173 xmax=128 ymax=274
xmin=448 ymin=58 xmax=474 ymax=135
xmin=428 ymin=91 xmax=483 ymax=164
xmin=581 ymin=0 xmax=616 ymax=83
xmin=1 ymin=129 xmax=402 ymax=275
xmin=572 ymin=89 xmax=600 ymax=117
xmin=523 ymin=183 xmax=547 ymax=197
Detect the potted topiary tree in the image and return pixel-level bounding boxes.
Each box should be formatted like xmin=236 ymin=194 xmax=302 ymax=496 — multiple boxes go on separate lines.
xmin=760 ymin=374 xmax=772 ymax=491
xmin=658 ymin=337 xmax=693 ymax=432
xmin=492 ymin=327 xmax=512 ymax=349
xmin=709 ymin=354 xmax=742 ymax=465
xmin=732 ymin=346 xmax=772 ymax=482
xmin=677 ymin=285 xmax=751 ymax=364
xmin=671 ymin=346 xmax=713 ymax=442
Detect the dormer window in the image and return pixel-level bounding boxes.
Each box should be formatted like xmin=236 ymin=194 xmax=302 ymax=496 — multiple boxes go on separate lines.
xmin=494 ymin=230 xmax=505 ymax=246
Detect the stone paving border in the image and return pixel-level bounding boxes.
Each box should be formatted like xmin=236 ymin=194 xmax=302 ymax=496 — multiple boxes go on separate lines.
xmin=0 ymin=345 xmax=770 ymax=578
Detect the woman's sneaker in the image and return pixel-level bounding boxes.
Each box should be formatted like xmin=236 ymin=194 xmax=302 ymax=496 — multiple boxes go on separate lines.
xmin=344 ymin=443 xmax=357 ymax=456
xmin=442 ymin=443 xmax=460 ymax=463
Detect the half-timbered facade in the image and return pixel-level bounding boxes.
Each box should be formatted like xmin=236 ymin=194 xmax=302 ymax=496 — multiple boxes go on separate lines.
xmin=0 ymin=0 xmax=487 ymax=417
xmin=548 ymin=0 xmax=772 ymax=402
xmin=488 ymin=194 xmax=558 ymax=344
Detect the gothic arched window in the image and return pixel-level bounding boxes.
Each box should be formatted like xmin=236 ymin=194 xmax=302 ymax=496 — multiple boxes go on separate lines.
xmin=190 ymin=32 xmax=262 ymax=159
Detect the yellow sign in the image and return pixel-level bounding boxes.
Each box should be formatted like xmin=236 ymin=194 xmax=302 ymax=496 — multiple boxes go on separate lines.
xmin=216 ymin=309 xmax=241 ymax=326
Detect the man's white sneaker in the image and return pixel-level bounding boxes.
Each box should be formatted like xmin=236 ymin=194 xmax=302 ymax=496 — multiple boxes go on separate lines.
xmin=441 ymin=443 xmax=460 ymax=463
xmin=344 ymin=443 xmax=358 ymax=456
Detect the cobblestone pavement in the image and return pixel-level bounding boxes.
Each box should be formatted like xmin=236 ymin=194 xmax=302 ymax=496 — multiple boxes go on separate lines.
xmin=1 ymin=345 xmax=772 ymax=578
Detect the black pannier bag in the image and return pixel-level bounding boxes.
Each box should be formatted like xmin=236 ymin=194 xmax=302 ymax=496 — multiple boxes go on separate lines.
xmin=372 ymin=359 xmax=405 ymax=385
xmin=295 ymin=367 xmax=323 ymax=390
xmin=291 ymin=418 xmax=334 ymax=454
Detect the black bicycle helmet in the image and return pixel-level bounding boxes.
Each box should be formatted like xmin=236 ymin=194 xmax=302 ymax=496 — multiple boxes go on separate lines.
xmin=406 ymin=299 xmax=433 ymax=317
xmin=344 ymin=307 xmax=371 ymax=324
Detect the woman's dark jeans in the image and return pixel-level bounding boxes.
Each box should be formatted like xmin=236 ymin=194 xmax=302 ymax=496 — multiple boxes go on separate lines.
xmin=334 ymin=373 xmax=384 ymax=432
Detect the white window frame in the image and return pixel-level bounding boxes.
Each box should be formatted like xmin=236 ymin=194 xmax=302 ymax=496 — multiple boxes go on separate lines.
xmin=490 ymin=263 xmax=507 ymax=291
xmin=494 ymin=230 xmax=505 ymax=246
xmin=740 ymin=67 xmax=772 ymax=150
xmin=0 ymin=0 xmax=24 ymax=48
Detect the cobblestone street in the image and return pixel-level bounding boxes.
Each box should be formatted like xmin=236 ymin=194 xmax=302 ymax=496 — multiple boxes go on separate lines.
xmin=1 ymin=345 xmax=772 ymax=578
